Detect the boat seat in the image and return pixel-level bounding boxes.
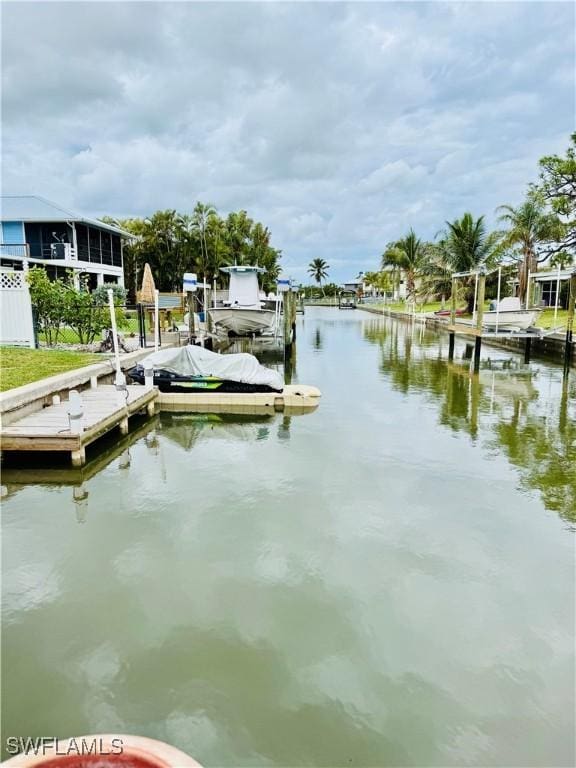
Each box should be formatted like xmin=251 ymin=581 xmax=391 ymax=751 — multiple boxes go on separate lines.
xmin=497 ymin=297 xmax=522 ymax=311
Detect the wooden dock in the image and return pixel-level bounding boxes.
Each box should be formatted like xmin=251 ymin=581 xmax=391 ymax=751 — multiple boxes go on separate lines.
xmin=0 ymin=385 xmax=156 ymax=466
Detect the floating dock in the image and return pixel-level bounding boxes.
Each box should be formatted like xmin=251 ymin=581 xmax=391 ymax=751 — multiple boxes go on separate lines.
xmin=0 ymin=381 xmax=321 ymax=466
xmin=0 ymin=385 xmax=156 ymax=466
xmin=157 ymin=384 xmax=321 ymax=414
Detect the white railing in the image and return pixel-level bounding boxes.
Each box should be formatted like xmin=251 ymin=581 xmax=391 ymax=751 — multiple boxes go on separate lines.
xmin=0 ymin=243 xmax=30 ymax=260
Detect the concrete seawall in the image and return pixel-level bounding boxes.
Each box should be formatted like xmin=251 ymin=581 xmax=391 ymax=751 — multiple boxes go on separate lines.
xmin=358 ymin=306 xmax=575 ymax=367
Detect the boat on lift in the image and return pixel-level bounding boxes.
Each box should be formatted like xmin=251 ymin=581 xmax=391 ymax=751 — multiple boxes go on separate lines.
xmin=208 ymin=266 xmax=277 ymax=336
xmin=481 ymin=297 xmax=541 ymax=332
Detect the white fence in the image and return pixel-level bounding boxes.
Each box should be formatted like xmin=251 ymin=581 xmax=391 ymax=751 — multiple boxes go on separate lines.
xmin=0 ymin=271 xmax=35 ymax=348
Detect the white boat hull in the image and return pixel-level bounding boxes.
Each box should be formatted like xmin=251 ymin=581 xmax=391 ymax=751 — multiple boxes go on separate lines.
xmin=208 ymin=307 xmax=277 ymax=336
xmin=482 ymin=309 xmax=541 ymax=331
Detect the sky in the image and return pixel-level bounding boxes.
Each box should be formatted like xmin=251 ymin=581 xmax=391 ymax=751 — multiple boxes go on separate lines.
xmin=2 ymin=1 xmax=574 ymax=284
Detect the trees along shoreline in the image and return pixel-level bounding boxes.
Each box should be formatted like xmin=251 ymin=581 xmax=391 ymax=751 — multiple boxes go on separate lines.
xmin=374 ymin=135 xmax=575 ymax=310
xmin=102 ymin=205 xmax=282 ymax=301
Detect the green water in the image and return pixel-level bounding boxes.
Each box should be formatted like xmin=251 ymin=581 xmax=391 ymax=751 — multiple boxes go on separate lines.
xmin=2 ymin=309 xmax=575 ymax=767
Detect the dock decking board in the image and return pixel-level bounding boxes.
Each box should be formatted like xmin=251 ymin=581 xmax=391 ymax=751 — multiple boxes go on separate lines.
xmin=0 ymin=385 xmax=156 ymax=465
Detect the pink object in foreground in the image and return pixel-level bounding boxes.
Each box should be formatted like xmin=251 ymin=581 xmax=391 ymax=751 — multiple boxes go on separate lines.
xmin=434 ymin=308 xmax=466 ymax=317
xmin=1 ymin=735 xmax=202 ymax=768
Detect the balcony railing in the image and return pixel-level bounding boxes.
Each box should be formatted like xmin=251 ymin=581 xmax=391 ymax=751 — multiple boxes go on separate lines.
xmin=0 ymin=242 xmax=121 ymax=268
xmin=0 ymin=243 xmax=30 ymax=259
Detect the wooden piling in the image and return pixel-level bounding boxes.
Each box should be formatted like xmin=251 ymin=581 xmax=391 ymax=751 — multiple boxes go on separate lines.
xmin=564 ymin=271 xmax=576 ymax=374
xmin=473 ymin=272 xmax=486 ymax=373
xmin=450 ymin=277 xmax=457 ymax=326
xmin=284 ymin=291 xmax=294 ymax=349
xmin=187 ymin=292 xmax=195 ymax=341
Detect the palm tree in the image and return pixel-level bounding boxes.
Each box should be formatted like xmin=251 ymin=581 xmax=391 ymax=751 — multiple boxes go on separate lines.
xmin=190 ymin=202 xmax=218 ymax=279
xmin=308 ymin=258 xmax=329 ymax=295
xmin=497 ymin=198 xmax=561 ymax=304
xmin=440 ymin=214 xmax=501 ymax=312
xmin=381 ymin=229 xmax=426 ymax=300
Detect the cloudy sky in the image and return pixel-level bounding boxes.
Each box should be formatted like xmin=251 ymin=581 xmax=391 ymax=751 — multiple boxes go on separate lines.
xmin=2 ymin=1 xmax=574 ymax=282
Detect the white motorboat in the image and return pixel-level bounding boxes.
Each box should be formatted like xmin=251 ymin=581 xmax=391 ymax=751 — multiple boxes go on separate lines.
xmin=482 ymin=297 xmax=541 ymax=332
xmin=208 ymin=266 xmax=277 ymax=336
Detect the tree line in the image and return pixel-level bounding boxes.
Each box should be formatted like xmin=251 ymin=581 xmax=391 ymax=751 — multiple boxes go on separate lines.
xmin=305 ymin=135 xmax=575 ymax=306
xmin=374 ymin=135 xmax=575 ymax=309
xmin=102 ymin=204 xmax=282 ymax=300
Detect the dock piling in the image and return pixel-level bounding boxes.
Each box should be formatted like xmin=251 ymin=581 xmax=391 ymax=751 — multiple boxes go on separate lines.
xmin=473 ymin=271 xmax=486 ymax=373
xmin=564 ymin=271 xmax=576 ymax=374
xmin=448 ymin=333 xmax=455 ymax=360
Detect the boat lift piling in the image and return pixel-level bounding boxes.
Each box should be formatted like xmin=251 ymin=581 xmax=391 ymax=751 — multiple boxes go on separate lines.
xmin=564 ymin=270 xmax=576 ymax=375
xmin=472 ymin=270 xmax=486 ymax=372
xmin=445 ymin=267 xmax=576 ymax=372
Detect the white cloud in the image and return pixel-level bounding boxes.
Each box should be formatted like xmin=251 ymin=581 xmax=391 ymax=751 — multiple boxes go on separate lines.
xmin=2 ymin=1 xmax=574 ymax=282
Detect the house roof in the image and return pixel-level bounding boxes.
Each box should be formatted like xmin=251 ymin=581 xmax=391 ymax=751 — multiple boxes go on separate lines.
xmin=531 ymin=269 xmax=574 ymax=281
xmin=0 ymin=195 xmax=133 ymax=238
xmin=511 ymin=268 xmax=574 ymax=284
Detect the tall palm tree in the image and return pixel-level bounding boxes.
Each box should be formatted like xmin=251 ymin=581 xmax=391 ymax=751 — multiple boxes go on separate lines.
xmin=497 ymin=198 xmax=561 ymax=304
xmin=308 ymin=258 xmax=329 ymax=295
xmin=381 ymin=229 xmax=426 ymax=300
xmin=440 ymin=213 xmax=501 ymax=313
xmin=191 ymin=202 xmax=217 ymax=279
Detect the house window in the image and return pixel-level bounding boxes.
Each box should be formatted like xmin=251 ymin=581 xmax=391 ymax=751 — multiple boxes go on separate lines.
xmin=540 ymin=280 xmax=558 ymax=307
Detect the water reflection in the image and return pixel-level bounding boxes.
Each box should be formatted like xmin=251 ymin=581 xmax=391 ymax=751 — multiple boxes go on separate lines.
xmin=313 ymin=328 xmax=323 ymax=351
xmin=2 ymin=309 xmax=574 ymax=767
xmin=364 ymin=317 xmax=576 ymax=526
xmin=160 ymin=413 xmax=275 ymax=450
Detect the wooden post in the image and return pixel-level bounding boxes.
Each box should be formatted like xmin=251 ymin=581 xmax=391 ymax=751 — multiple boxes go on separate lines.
xmin=448 ymin=333 xmax=455 ymax=361
xmin=473 ymin=271 xmax=486 ymax=373
xmin=524 ymin=337 xmax=532 ymax=364
xmin=187 ymin=292 xmax=195 ymax=342
xmin=450 ymin=277 xmax=457 ymax=326
xmin=284 ymin=291 xmax=293 ymax=349
xmin=291 ymin=288 xmax=297 ymax=341
xmin=119 ymin=416 xmax=129 ymax=435
xmin=564 ymin=271 xmax=576 ymax=373
xmin=473 ymin=337 xmax=482 ymax=373
xmin=475 ymin=271 xmax=486 ymax=332
xmin=153 ymin=289 xmax=160 ymax=352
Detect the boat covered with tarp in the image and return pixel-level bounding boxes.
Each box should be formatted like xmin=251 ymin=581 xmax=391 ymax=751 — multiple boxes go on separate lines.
xmin=129 ymin=345 xmax=284 ymax=393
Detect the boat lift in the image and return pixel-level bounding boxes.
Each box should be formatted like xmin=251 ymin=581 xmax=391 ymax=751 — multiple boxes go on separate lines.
xmin=445 ymin=267 xmax=576 ymax=373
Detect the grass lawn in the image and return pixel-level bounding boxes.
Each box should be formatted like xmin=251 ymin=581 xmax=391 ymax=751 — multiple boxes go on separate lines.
xmin=0 ymin=347 xmax=101 ymax=392
xmin=535 ymin=308 xmax=569 ymax=330
xmin=37 ymin=315 xmax=141 ymax=345
xmin=368 ymin=300 xmax=450 ymax=313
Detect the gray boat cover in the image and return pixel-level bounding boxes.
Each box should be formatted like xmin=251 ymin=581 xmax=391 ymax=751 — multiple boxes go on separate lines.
xmin=138 ymin=345 xmax=284 ymax=391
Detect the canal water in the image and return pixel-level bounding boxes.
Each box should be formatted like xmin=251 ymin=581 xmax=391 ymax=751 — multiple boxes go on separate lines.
xmin=2 ymin=308 xmax=575 ymax=767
